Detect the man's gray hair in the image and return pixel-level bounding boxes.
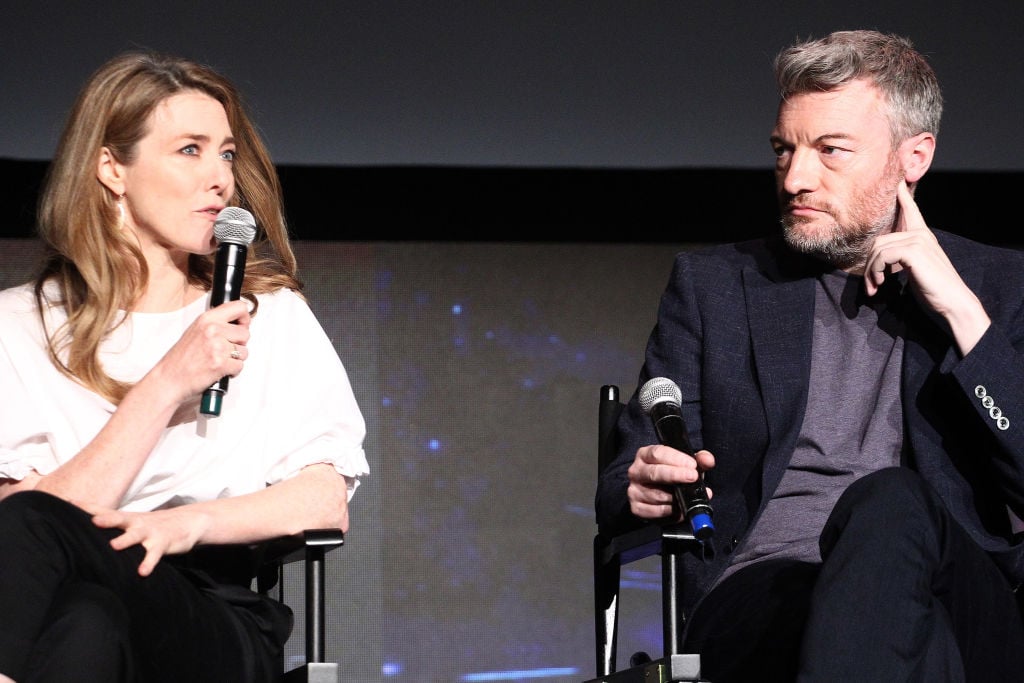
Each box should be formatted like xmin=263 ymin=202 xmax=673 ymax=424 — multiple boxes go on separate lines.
xmin=774 ymin=30 xmax=943 ymax=144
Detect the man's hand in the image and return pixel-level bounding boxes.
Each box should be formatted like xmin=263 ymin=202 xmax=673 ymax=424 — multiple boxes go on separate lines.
xmin=627 ymin=444 xmax=715 ymax=521
xmin=865 ymin=180 xmax=990 ymax=354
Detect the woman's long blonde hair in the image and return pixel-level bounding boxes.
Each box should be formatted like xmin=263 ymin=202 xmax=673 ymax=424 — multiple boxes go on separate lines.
xmin=34 ymin=51 xmax=302 ymax=404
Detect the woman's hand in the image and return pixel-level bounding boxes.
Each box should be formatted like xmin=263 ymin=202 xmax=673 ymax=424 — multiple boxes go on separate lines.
xmin=84 ymin=464 xmax=352 ymax=576
xmin=88 ymin=505 xmax=213 ymax=576
xmin=145 ymin=299 xmax=252 ymax=405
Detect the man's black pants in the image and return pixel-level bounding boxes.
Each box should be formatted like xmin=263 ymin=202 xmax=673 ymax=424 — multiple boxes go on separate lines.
xmin=683 ymin=467 xmax=1024 ymax=682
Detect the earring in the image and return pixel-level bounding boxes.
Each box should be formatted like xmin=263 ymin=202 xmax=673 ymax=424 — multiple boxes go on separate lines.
xmin=117 ymin=193 xmax=126 ymax=230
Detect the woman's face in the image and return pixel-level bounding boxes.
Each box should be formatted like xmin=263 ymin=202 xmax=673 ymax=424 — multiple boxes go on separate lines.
xmin=120 ymin=90 xmax=236 ymax=267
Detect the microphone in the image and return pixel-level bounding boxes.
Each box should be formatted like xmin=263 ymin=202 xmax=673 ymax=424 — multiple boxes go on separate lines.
xmin=199 ymin=207 xmax=256 ymax=417
xmin=639 ymin=377 xmax=715 ymax=540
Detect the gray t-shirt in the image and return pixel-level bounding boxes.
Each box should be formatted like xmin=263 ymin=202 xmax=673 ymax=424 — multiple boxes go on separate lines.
xmin=719 ymin=270 xmax=904 ymax=582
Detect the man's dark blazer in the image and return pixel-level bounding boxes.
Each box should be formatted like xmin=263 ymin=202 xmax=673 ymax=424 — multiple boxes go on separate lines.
xmin=596 ymin=229 xmax=1024 ymax=618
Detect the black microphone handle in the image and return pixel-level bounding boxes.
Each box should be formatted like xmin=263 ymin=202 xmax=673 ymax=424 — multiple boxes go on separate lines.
xmin=649 ymin=401 xmax=715 ymax=540
xmin=208 ymin=243 xmax=247 ymax=306
xmin=200 ymin=243 xmax=248 ymax=416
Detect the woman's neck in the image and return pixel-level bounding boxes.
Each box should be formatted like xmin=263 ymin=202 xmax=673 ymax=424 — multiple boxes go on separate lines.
xmin=134 ymin=254 xmax=205 ymax=313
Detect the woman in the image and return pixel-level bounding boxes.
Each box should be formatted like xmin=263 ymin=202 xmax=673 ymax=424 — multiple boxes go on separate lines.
xmin=0 ymin=52 xmax=369 ymax=682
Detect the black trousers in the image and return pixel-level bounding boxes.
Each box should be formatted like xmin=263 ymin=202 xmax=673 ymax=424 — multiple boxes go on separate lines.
xmin=683 ymin=467 xmax=1024 ymax=682
xmin=0 ymin=490 xmax=291 ymax=683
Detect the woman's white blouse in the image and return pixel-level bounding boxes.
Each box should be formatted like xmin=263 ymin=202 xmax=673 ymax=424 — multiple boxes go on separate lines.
xmin=0 ymin=283 xmax=369 ymax=511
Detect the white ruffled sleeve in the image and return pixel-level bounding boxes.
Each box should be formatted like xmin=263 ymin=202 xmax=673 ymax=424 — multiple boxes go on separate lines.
xmin=0 ymin=286 xmax=63 ymax=481
xmin=251 ymin=291 xmax=369 ymax=498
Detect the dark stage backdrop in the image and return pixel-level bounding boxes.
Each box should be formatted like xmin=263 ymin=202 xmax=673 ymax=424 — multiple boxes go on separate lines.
xmin=0 ymin=237 xmax=691 ymax=681
xmin=4 ymin=3 xmax=1023 ymax=171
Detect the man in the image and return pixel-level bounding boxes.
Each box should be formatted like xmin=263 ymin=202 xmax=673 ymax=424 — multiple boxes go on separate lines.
xmin=596 ymin=30 xmax=1024 ymax=681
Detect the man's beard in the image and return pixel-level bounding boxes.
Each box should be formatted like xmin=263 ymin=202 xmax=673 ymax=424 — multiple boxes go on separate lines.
xmin=780 ymin=161 xmax=902 ymax=271
xmin=781 ymin=210 xmax=889 ymax=270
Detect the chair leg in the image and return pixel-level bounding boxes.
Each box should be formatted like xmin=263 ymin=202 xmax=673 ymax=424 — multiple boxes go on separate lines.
xmin=594 ymin=538 xmax=621 ymax=676
xmin=281 ymin=544 xmax=338 ymax=682
xmin=280 ymin=662 xmax=339 ymax=683
xmin=661 ymin=551 xmax=682 ymax=656
xmin=306 ymin=544 xmax=327 ymax=664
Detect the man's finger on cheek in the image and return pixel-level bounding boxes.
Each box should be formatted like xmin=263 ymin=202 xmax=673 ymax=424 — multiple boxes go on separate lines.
xmin=896 ymin=181 xmax=926 ymax=231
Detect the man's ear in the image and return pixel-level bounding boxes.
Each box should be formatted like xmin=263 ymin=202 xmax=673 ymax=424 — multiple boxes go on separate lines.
xmin=97 ymin=146 xmax=126 ymax=196
xmin=899 ymin=132 xmax=935 ymax=184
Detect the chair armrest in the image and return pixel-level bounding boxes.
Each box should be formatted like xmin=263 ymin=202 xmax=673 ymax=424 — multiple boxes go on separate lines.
xmin=256 ymin=529 xmax=344 ymax=593
xmin=596 ymin=522 xmax=694 ymax=568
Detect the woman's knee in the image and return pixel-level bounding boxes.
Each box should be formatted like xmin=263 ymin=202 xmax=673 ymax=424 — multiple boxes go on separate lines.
xmin=24 ymin=582 xmax=133 ymax=681
xmin=0 ymin=490 xmax=85 ymax=528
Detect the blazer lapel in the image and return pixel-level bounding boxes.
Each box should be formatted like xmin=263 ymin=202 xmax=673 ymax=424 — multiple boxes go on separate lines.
xmin=743 ymin=266 xmax=816 ymax=492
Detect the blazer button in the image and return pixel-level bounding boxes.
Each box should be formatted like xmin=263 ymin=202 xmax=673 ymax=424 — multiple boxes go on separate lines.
xmin=975 ymin=385 xmax=987 ymax=398
xmin=997 ymin=416 xmax=1010 ymax=431
xmin=983 ymin=395 xmax=995 ymax=409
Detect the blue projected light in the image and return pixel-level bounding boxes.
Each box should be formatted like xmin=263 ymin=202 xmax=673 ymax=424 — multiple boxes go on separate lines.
xmin=299 ymin=241 xmax=676 ymax=682
xmin=461 ymin=667 xmax=579 ymax=681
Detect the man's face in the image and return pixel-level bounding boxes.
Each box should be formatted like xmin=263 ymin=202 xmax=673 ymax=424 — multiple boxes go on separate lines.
xmin=770 ymin=78 xmax=904 ymax=271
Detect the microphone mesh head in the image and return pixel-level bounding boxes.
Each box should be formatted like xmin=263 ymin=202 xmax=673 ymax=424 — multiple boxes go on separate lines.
xmin=639 ymin=377 xmax=682 ymax=414
xmin=213 ymin=207 xmax=257 ymax=245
